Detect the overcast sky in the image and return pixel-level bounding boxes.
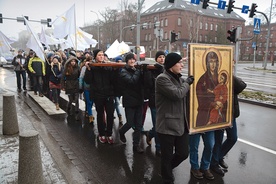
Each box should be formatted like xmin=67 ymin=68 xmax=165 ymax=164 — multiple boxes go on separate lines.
xmin=0 ymin=0 xmax=272 ymax=39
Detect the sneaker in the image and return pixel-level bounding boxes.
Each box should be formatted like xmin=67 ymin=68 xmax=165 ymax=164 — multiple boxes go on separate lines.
xmin=34 ymin=91 xmax=38 ymax=95
xmin=133 ymin=146 xmax=144 ymax=153
xmin=107 ymin=136 xmax=114 ymax=144
xmin=146 ymin=131 xmax=152 ymax=146
xmin=219 ymin=159 xmax=228 ymax=169
xmin=119 ymin=129 xmax=126 ymax=144
xmin=98 ymin=136 xmax=107 ymax=143
xmin=39 ymin=93 xmax=44 ymax=97
xmin=23 ymin=87 xmax=27 ymax=91
xmin=201 ymin=169 xmax=214 ymax=180
xmin=190 ymin=168 xmax=203 ymax=180
xmin=17 ymin=88 xmax=22 ymax=92
xmin=210 ymin=165 xmax=225 ymax=176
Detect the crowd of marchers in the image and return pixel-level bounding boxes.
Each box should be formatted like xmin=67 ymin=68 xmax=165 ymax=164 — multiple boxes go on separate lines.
xmin=11 ymin=47 xmax=246 ymax=184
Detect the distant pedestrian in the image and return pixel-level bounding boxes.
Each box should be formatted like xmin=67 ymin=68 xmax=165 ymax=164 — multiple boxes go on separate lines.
xmin=12 ymin=49 xmax=27 ymax=92
xmin=49 ymin=55 xmax=63 ymax=110
xmin=210 ymin=75 xmax=247 ymax=176
xmin=155 ymin=52 xmax=193 ymax=183
xmin=28 ymin=51 xmax=45 ymax=97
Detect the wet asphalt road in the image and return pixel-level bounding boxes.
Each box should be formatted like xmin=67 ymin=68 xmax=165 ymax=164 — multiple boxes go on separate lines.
xmin=1 ymin=64 xmax=276 ymax=184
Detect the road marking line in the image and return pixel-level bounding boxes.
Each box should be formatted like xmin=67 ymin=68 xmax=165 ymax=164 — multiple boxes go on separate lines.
xmin=238 ymin=138 xmax=276 ymax=155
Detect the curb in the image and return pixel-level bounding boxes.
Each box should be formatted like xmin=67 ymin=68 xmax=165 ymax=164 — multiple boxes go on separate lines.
xmin=239 ymin=98 xmax=276 ymax=109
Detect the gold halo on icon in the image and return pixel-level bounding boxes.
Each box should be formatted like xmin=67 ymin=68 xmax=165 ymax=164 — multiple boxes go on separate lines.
xmin=202 ymin=48 xmax=222 ymax=72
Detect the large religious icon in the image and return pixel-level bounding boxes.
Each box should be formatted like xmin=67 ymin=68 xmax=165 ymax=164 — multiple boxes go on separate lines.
xmin=188 ymin=44 xmax=234 ymax=134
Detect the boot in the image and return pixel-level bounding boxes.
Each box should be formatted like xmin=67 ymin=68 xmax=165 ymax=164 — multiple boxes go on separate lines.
xmin=89 ymin=115 xmax=94 ymax=123
xmin=56 ymin=103 xmax=60 ymax=110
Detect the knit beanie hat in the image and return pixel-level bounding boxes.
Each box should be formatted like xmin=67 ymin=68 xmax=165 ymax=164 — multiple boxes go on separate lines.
xmin=155 ymin=51 xmax=165 ymax=61
xmin=125 ymin=53 xmax=136 ymax=63
xmin=115 ymin=56 xmax=123 ymax=62
xmin=164 ymin=53 xmax=182 ymax=69
xmin=93 ymin=49 xmax=102 ymax=58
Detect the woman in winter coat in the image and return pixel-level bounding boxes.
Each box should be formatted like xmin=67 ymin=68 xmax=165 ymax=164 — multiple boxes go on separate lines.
xmin=49 ymin=55 xmax=63 ymax=110
xmin=61 ymin=57 xmax=80 ymax=120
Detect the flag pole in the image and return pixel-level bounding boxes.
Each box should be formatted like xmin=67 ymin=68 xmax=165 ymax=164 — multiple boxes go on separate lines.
xmin=74 ymin=4 xmax=77 ymax=50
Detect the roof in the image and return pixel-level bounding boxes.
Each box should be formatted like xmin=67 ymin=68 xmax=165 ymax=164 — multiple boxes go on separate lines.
xmin=142 ymin=0 xmax=245 ymax=21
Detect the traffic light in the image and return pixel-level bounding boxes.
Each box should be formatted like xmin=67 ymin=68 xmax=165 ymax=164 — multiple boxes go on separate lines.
xmin=227 ymin=28 xmax=236 ymax=43
xmin=24 ymin=16 xmax=28 ymax=25
xmin=227 ymin=0 xmax=235 ymax=14
xmin=47 ymin=18 xmax=52 ymax=27
xmin=170 ymin=31 xmax=178 ymax=43
xmin=169 ymin=0 xmax=175 ymax=3
xmin=202 ymin=0 xmax=209 ymax=9
xmin=249 ymin=3 xmax=257 ymax=18
xmin=0 ymin=13 xmax=3 ymax=23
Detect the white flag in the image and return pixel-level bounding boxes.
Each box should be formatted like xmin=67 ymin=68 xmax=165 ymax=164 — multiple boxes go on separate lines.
xmin=52 ymin=4 xmax=76 ymax=39
xmin=67 ymin=27 xmax=98 ymax=50
xmin=39 ymin=26 xmax=48 ymax=48
xmin=0 ymin=31 xmax=14 ymax=53
xmin=105 ymin=40 xmax=130 ymax=58
xmin=24 ymin=17 xmax=45 ymax=61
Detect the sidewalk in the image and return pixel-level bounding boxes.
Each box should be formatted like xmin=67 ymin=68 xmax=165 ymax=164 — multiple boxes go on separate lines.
xmin=0 ymin=89 xmax=68 ymax=184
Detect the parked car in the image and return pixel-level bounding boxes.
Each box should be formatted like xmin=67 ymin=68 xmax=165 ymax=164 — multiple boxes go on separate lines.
xmin=0 ymin=53 xmax=14 ymax=66
xmin=0 ymin=56 xmax=7 ymax=67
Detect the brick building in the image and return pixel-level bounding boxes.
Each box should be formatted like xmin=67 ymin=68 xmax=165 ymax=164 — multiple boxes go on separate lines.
xmin=140 ymin=0 xmax=245 ymax=57
xmin=242 ymin=22 xmax=276 ymax=62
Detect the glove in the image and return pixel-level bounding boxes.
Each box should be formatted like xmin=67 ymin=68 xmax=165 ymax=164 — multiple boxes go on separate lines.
xmin=186 ymin=75 xmax=194 ymax=85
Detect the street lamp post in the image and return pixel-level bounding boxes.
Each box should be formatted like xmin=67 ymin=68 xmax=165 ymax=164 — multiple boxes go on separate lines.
xmin=90 ymin=10 xmax=100 ymax=49
xmin=263 ymin=0 xmax=273 ymax=69
xmin=136 ymin=0 xmax=145 ymax=61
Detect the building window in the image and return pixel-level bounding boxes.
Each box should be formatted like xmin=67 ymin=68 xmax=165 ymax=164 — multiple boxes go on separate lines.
xmin=205 ymin=23 xmax=208 ymax=30
xmin=215 ymin=36 xmax=217 ymax=43
xmin=178 ymin=17 xmax=182 ymax=26
xmin=154 ymin=16 xmax=157 ymax=22
xmin=149 ymin=21 xmax=152 ymax=29
xmin=165 ymin=18 xmax=168 ymax=26
xmin=145 ymin=34 xmax=148 ymax=41
xmin=200 ymin=22 xmax=203 ymax=29
xmin=215 ymin=24 xmax=218 ymax=31
xmin=210 ymin=23 xmax=213 ymax=31
xmin=178 ymin=31 xmax=181 ymax=39
xmin=246 ymin=47 xmax=249 ymax=51
xmin=165 ymin=32 xmax=167 ymax=39
xmin=189 ymin=19 xmax=193 ymax=27
xmin=161 ymin=19 xmax=163 ymax=27
xmin=271 ymin=34 xmax=273 ymax=38
xmin=205 ymin=35 xmax=207 ymax=42
xmin=270 ymin=42 xmax=272 ymax=47
xmin=259 ymin=43 xmax=262 ymax=47
xmin=149 ymin=34 xmax=151 ymax=41
xmin=199 ymin=35 xmax=202 ymax=42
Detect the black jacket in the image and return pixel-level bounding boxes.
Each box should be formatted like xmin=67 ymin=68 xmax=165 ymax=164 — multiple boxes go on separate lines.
xmin=84 ymin=65 xmax=115 ymax=99
xmin=119 ymin=65 xmax=144 ymax=107
xmin=233 ymin=76 xmax=247 ymax=118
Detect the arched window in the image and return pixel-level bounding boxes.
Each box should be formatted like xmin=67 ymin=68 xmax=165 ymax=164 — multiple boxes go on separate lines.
xmin=200 ymin=22 xmax=203 ymax=29
xmin=204 ymin=35 xmax=207 ymax=42
xmin=215 ymin=24 xmax=218 ymax=31
xmin=205 ymin=23 xmax=208 ymax=30
xmin=149 ymin=34 xmax=151 ymax=41
xmin=210 ymin=24 xmax=213 ymax=31
xmin=145 ymin=34 xmax=148 ymax=41
xmin=161 ymin=19 xmax=164 ymax=27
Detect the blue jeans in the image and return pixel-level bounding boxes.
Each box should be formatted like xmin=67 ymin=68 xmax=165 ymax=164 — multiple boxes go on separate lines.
xmin=114 ymin=96 xmax=122 ymax=117
xmin=84 ymin=90 xmax=93 ymax=116
xmin=15 ymin=71 xmax=26 ymax=90
xmin=189 ymin=131 xmax=215 ymax=170
xmin=211 ymin=118 xmax=238 ymax=166
xmin=148 ymin=107 xmax=160 ymax=151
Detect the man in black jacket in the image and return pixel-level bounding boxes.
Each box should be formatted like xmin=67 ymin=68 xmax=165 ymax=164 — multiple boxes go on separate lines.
xmin=12 ymin=49 xmax=27 ymax=92
xmin=210 ymin=76 xmax=247 ymax=176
